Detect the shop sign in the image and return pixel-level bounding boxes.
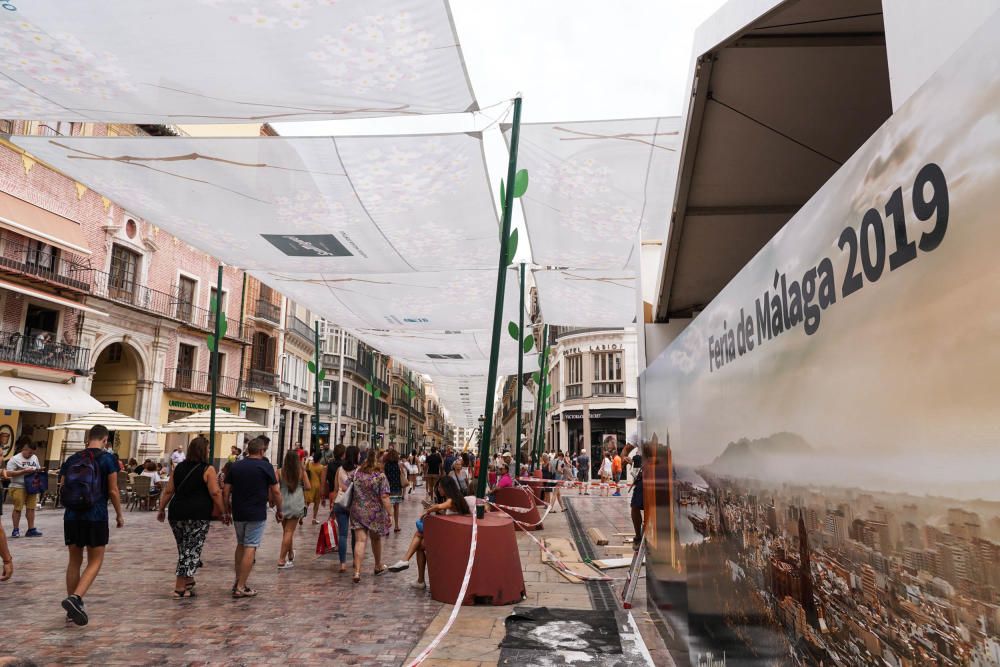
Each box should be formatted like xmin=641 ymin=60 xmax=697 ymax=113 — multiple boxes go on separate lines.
xmin=168 ymin=400 xmax=231 ymax=412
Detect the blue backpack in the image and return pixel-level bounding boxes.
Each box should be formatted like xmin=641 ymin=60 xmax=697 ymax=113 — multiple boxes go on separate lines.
xmin=60 ymin=450 xmax=105 ymax=510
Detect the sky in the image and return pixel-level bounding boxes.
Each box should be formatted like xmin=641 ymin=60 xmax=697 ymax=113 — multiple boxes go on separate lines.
xmin=274 ymin=0 xmax=727 ymax=137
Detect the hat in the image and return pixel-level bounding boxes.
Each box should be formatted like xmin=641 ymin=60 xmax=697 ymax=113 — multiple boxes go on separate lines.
xmin=502 ymin=452 xmax=512 ymax=459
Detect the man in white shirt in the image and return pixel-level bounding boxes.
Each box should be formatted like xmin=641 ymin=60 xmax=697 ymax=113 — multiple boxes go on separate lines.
xmin=168 ymin=447 xmax=185 ymax=474
xmin=6 ymin=440 xmax=42 ymax=538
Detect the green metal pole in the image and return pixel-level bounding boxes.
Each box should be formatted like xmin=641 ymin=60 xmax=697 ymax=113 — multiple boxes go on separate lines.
xmin=312 ymin=321 xmax=321 ymax=456
xmin=237 ymin=271 xmax=247 ymax=402
xmin=370 ymin=350 xmax=377 ymax=448
xmin=475 ymin=97 xmax=522 ymax=517
xmin=531 ymin=324 xmax=550 ymax=472
xmin=406 ymin=370 xmax=413 ymax=456
xmin=209 ymin=264 xmax=223 ymax=465
xmin=515 ymin=263 xmax=525 ymax=479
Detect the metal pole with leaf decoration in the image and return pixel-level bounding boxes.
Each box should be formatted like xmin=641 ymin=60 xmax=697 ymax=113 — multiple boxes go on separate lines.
xmin=308 ymin=321 xmax=325 ymax=455
xmin=365 ymin=350 xmax=381 ymax=448
xmin=474 ymin=97 xmax=526 ymax=518
xmin=403 ymin=371 xmax=416 ymax=456
xmin=509 ymin=263 xmax=533 ymax=478
xmin=206 ymin=265 xmax=225 ymax=464
xmin=530 ymin=325 xmax=551 ymax=472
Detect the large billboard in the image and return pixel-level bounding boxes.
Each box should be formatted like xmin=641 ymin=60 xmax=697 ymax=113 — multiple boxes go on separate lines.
xmin=641 ymin=12 xmax=1000 ymax=666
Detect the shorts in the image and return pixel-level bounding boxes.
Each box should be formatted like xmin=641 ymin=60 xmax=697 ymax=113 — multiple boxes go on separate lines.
xmin=390 ymin=494 xmax=404 ymax=505
xmin=631 ymin=489 xmax=644 ymax=510
xmin=234 ymin=520 xmax=266 ymax=547
xmin=10 ymin=488 xmax=38 ymax=511
xmin=64 ymin=520 xmax=110 ymax=548
xmin=415 ymin=518 xmax=424 ymax=534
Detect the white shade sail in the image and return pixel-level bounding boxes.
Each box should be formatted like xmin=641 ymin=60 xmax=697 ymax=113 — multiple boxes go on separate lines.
xmin=49 ymin=406 xmax=155 ymax=432
xmin=533 ymin=269 xmax=637 ymax=327
xmin=160 ymin=409 xmax=275 ymax=433
xmin=0 ymin=0 xmax=475 ymax=123
xmin=510 ymin=118 xmax=680 ymax=268
xmin=14 ymin=134 xmax=499 ymax=274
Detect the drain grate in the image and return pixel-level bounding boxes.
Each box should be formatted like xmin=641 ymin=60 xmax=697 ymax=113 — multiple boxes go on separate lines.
xmin=563 ymin=498 xmax=617 ymax=611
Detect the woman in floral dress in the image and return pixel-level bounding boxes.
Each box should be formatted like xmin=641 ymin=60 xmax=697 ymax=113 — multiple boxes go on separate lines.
xmin=348 ymin=448 xmax=392 ymax=583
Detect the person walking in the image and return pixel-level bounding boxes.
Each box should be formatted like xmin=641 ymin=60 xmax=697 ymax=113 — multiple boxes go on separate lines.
xmin=423 ymin=447 xmax=442 ymax=495
xmin=404 ymin=454 xmax=419 ymax=495
xmin=577 ymin=448 xmax=590 ymax=495
xmin=156 ymin=436 xmax=226 ymax=598
xmin=448 ymin=457 xmax=470 ymax=496
xmin=6 ymin=438 xmax=43 ymax=538
xmin=59 ymin=425 xmax=124 ymax=626
xmin=277 ymin=450 xmax=310 ymax=569
xmin=223 ymin=436 xmax=282 ymax=598
xmin=168 ymin=446 xmax=186 ymax=476
xmin=347 ymin=448 xmax=391 ymax=583
xmin=611 ymin=449 xmax=623 ymax=496
xmin=305 ymin=453 xmax=325 ymax=525
xmin=383 ymin=449 xmax=405 ymax=533
xmin=330 ymin=445 xmax=356 ymax=574
xmin=599 ymin=450 xmax=613 ymax=496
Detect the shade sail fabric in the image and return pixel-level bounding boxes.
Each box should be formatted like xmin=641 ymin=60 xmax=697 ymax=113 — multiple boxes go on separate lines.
xmin=14 ymin=134 xmax=499 ymax=273
xmin=509 ymin=118 xmax=680 ymax=269
xmin=0 ymin=377 xmax=102 ymax=415
xmin=49 ymin=406 xmax=155 ymax=432
xmin=159 ymin=409 xmax=275 ymax=433
xmin=0 ymin=0 xmax=475 ymax=122
xmin=533 ymin=270 xmax=637 ymax=327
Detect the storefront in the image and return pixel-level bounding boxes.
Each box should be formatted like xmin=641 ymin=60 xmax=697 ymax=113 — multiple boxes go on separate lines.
xmin=159 ymin=395 xmax=236 ymax=458
xmin=560 ymin=408 xmax=636 ymax=477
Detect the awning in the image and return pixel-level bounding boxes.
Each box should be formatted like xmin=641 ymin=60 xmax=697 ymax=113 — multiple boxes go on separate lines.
xmin=49 ymin=406 xmax=156 ymax=432
xmin=0 ymin=278 xmax=108 ymax=317
xmin=0 ymin=190 xmax=92 ymax=256
xmin=0 ymin=376 xmax=102 ymax=414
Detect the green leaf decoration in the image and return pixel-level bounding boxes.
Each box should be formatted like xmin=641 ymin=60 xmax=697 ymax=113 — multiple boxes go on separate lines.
xmin=374 ymin=388 xmax=382 ymax=399
xmin=523 ymin=335 xmax=534 ymax=353
xmin=532 ymin=371 xmax=540 ymax=385
xmin=513 ymin=169 xmax=529 ymax=198
xmin=307 ymin=360 xmax=317 ymax=374
xmin=365 ymin=382 xmax=373 ymax=394
xmin=317 ymin=369 xmax=327 ymax=381
xmin=209 ymin=296 xmax=218 ymax=313
xmin=543 ymin=384 xmax=552 ymax=398
xmin=218 ymin=314 xmax=228 ymax=338
xmin=499 ymin=179 xmax=506 ymax=205
xmin=508 ymin=321 xmax=519 ymax=340
xmin=206 ymin=334 xmax=216 ymax=351
xmin=507 ymin=228 xmax=518 ymax=264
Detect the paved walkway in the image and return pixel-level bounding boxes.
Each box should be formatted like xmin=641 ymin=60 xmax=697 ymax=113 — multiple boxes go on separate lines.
xmin=0 ymin=485 xmax=668 ymax=666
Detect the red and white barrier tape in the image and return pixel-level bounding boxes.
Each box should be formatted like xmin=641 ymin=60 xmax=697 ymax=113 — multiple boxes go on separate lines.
xmin=407 ymin=511 xmax=479 ymax=667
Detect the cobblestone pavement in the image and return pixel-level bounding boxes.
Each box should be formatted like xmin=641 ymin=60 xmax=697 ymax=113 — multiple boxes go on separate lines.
xmin=0 ymin=489 xmax=440 ymax=666
xmin=0 ymin=486 xmax=668 ymax=666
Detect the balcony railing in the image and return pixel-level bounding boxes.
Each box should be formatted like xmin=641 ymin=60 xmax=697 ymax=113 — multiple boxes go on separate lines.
xmin=84 ymin=269 xmax=250 ymax=342
xmin=321 ymin=353 xmax=370 ymax=381
xmin=566 ymin=384 xmax=583 ymax=399
xmin=254 ymin=298 xmax=280 ymax=324
xmin=246 ymin=368 xmax=279 ymax=393
xmin=286 ymin=315 xmax=315 ymax=346
xmin=0 ymin=329 xmax=89 ymax=373
xmin=166 ymin=367 xmax=248 ymax=400
xmin=0 ymin=236 xmax=90 ymax=292
xmin=279 ymin=381 xmax=308 ymax=404
xmin=592 ymin=382 xmax=624 ymax=397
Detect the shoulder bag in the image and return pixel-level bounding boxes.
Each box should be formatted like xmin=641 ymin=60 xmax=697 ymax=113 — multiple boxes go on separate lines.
xmin=334 ymin=469 xmax=353 ymax=511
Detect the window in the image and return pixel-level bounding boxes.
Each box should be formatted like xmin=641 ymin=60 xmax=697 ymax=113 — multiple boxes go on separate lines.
xmin=106 ymin=342 xmax=123 ymax=363
xmin=176 ymin=344 xmax=196 ymax=389
xmin=592 ymin=350 xmax=623 ymax=396
xmin=176 ymin=275 xmax=196 ymax=322
xmin=109 ymin=244 xmax=140 ymax=302
xmin=566 ymin=354 xmax=583 ymax=399
xmin=251 ymin=332 xmax=275 ymax=373
xmin=25 ymin=239 xmax=58 ymax=272
xmin=209 ymin=351 xmax=227 ymax=379
xmin=0 ymin=120 xmax=13 ymax=134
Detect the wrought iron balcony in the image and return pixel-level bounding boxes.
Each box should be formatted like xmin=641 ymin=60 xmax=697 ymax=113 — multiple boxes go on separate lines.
xmin=0 ymin=329 xmax=89 ymax=373
xmin=246 ymin=368 xmax=279 ymax=393
xmin=285 ymin=315 xmax=315 ymax=346
xmin=254 ymin=298 xmax=280 ymax=324
xmin=84 ymin=269 xmax=250 ymax=342
xmin=0 ymin=236 xmax=90 ymax=292
xmin=166 ymin=367 xmax=248 ymax=400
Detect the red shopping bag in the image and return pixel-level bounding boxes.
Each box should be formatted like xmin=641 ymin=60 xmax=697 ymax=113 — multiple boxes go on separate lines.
xmin=315 ymin=516 xmax=339 ymax=555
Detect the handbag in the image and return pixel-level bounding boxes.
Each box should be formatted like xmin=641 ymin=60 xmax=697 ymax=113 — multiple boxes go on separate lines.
xmin=24 ymin=470 xmax=47 ymax=495
xmin=333 ymin=469 xmax=353 ymax=511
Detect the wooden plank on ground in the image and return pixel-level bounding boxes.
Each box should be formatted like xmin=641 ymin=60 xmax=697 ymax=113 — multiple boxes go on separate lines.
xmin=548 ymin=561 xmax=584 ymax=583
xmin=602 ymin=545 xmax=634 ymax=552
xmin=592 ymin=557 xmax=639 ymax=570
xmin=587 ymin=528 xmax=609 ymax=546
xmin=541 ymin=537 xmax=581 ymax=564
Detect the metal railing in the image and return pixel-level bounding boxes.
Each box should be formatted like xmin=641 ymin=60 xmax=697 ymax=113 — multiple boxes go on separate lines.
xmin=286 ymin=315 xmax=314 ymax=345
xmin=254 ymin=298 xmax=280 ymax=324
xmin=279 ymin=381 xmax=308 ymax=404
xmin=566 ymin=385 xmax=583 ymax=399
xmin=592 ymin=382 xmax=624 ymax=396
xmin=0 ymin=236 xmax=90 ymax=292
xmin=0 ymin=330 xmax=89 ymax=373
xmin=321 ymin=353 xmax=370 ymax=381
xmin=83 ymin=268 xmax=249 ymax=341
xmin=246 ymin=368 xmax=279 ymax=393
xmin=166 ymin=367 xmax=248 ymax=400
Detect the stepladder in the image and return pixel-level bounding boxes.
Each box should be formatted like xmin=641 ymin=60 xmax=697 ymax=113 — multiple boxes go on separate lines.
xmin=620 ymin=533 xmax=647 ymax=609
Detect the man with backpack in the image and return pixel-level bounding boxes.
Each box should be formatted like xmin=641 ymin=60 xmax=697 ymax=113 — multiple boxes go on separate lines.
xmin=58 ymin=425 xmax=124 ymax=626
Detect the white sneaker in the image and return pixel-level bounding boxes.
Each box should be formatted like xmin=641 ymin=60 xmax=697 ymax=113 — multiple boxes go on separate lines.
xmin=411 ymin=581 xmax=426 ymax=589
xmin=277 ymin=561 xmax=294 ymax=570
xmin=388 ymin=560 xmax=410 ymax=572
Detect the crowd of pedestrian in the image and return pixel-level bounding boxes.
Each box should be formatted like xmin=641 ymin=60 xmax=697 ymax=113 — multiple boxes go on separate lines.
xmin=0 ymin=427 xmax=650 ymax=626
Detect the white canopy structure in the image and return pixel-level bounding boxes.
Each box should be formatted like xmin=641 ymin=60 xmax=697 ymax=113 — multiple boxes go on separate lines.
xmin=48 ymin=407 xmax=155 ymax=432
xmin=0 ymin=0 xmax=476 ymax=122
xmin=159 ymin=409 xmax=275 ymax=434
